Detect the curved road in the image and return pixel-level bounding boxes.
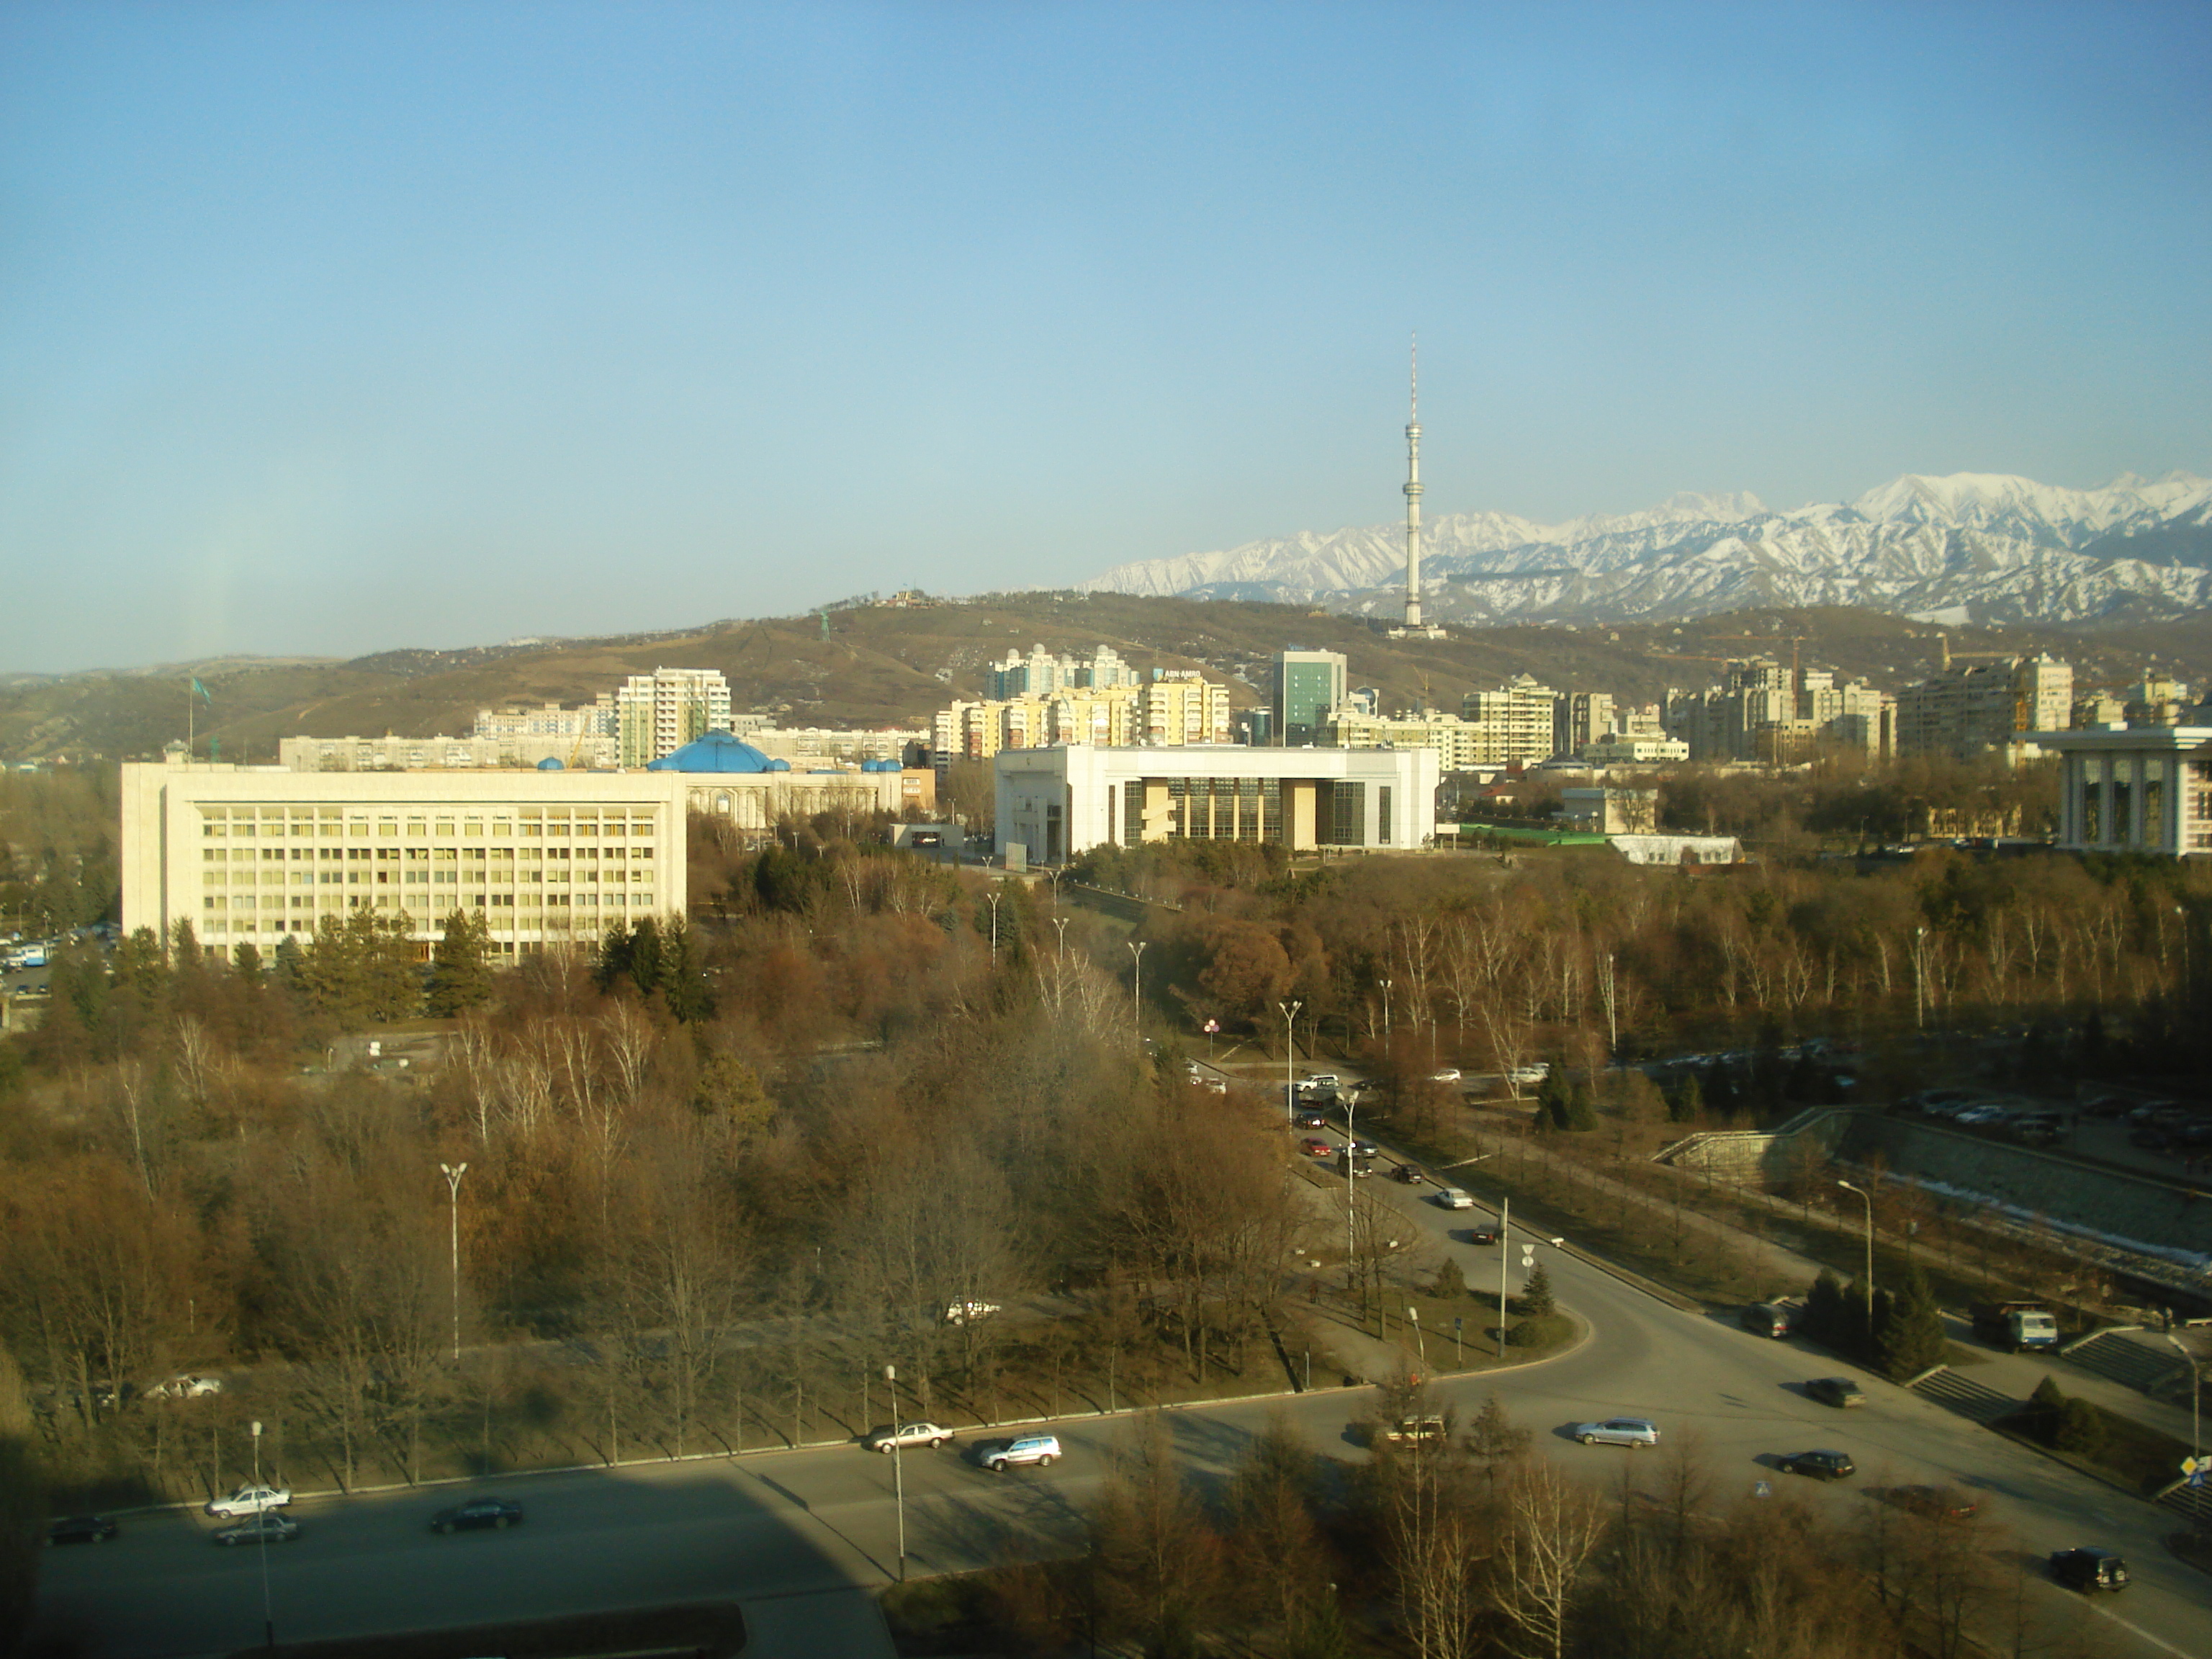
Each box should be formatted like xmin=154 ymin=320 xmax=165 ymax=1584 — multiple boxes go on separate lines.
xmin=35 ymin=1125 xmax=2210 ymax=1659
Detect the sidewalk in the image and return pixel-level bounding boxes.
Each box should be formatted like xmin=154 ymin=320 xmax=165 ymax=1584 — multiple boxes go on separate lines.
xmin=1948 ymin=1320 xmax=2203 ymax=1452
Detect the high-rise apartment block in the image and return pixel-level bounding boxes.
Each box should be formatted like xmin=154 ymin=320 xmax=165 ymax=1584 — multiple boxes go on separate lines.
xmin=986 ymin=644 xmax=1138 ymax=698
xmin=1276 ymin=650 xmax=1349 ymax=746
xmin=1554 ymin=692 xmax=1616 ymax=757
xmin=1667 ymin=659 xmax=1895 ymax=763
xmin=1459 ymin=676 xmax=1560 ymax=766
xmin=615 ymin=668 xmax=734 ymax=768
xmin=1896 ymin=656 xmax=2071 ymax=760
xmin=931 ymin=667 xmax=1231 ymax=769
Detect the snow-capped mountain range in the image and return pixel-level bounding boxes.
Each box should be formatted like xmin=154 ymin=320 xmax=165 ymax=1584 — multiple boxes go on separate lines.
xmin=1074 ymin=472 xmax=2212 ymax=627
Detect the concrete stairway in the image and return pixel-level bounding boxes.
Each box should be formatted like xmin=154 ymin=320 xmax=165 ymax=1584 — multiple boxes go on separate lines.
xmin=1911 ymin=1367 xmax=2018 ymax=1426
xmin=2060 ymin=1328 xmax=2194 ymax=1399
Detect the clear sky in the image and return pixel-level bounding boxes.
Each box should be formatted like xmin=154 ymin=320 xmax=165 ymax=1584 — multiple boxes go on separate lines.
xmin=3 ymin=1 xmax=2207 ymax=673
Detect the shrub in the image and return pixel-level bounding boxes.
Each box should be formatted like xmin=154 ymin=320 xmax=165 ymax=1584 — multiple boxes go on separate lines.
xmin=1507 ymin=1313 xmax=1573 ymax=1350
xmin=2054 ymin=1398 xmax=2108 ymax=1460
xmin=1516 ymin=1263 xmax=1557 ymax=1319
xmin=2026 ymin=1375 xmax=2068 ymax=1444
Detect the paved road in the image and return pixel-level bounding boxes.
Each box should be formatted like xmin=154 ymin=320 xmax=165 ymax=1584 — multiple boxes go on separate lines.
xmin=35 ymin=1124 xmax=2210 ymax=1659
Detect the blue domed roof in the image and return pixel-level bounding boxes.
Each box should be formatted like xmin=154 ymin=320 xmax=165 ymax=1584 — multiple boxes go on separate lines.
xmin=648 ymin=730 xmax=775 ymax=773
xmin=536 ymin=755 xmax=565 ymax=770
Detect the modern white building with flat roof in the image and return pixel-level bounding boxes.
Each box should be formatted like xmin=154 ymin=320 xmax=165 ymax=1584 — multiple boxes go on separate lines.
xmin=995 ymin=744 xmax=1439 ymax=865
xmin=2031 ymin=724 xmax=2212 ymax=857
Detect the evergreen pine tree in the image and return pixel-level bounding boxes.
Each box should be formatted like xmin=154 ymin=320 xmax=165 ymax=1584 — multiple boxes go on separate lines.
xmin=1874 ymin=1263 xmax=1946 ymax=1380
xmin=1519 ymin=1262 xmax=1556 ymax=1318
xmin=232 ymin=940 xmax=264 ymax=982
xmin=660 ymin=916 xmax=714 ymax=1025
xmin=1668 ymin=1072 xmax=1704 ymax=1123
xmin=628 ymin=915 xmax=664 ymax=998
xmin=426 ymin=909 xmax=495 ymax=1016
xmin=593 ymin=923 xmax=633 ymax=992
xmin=1802 ymin=1268 xmax=1845 ymax=1346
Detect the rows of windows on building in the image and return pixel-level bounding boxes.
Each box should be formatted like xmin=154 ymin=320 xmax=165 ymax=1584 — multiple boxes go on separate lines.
xmin=179 ymin=801 xmax=670 ymax=953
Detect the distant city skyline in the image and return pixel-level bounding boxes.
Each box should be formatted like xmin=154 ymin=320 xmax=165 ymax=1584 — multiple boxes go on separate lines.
xmin=4 ymin=2 xmax=2206 ymax=674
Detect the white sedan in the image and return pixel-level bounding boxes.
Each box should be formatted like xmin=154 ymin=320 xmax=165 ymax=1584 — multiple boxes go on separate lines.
xmin=863 ymin=1421 xmax=953 ymax=1452
xmin=1573 ymin=1418 xmax=1658 ymax=1448
xmin=1429 ymin=1068 xmax=1462 ymax=1083
xmin=204 ymin=1484 xmax=290 ymax=1518
xmin=1434 ymin=1187 xmax=1476 ymax=1210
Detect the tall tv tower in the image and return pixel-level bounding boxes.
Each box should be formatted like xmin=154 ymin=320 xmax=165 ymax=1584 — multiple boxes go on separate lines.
xmin=1390 ymin=336 xmax=1444 ymax=639
xmin=1403 ymin=338 xmax=1424 ymax=630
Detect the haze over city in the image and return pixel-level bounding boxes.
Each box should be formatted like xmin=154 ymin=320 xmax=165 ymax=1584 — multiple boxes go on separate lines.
xmin=4 ymin=1 xmax=2208 ymax=674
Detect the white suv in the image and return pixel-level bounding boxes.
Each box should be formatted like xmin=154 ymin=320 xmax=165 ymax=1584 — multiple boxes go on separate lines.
xmin=982 ymin=1434 xmax=1061 ymax=1473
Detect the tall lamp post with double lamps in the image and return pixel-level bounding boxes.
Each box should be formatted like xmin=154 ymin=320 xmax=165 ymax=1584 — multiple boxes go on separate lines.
xmin=1127 ymin=941 xmax=1147 ymax=1032
xmin=1279 ymin=999 xmax=1302 ymax=1123
xmin=439 ymin=1161 xmax=469 ymax=1363
xmin=1837 ymin=1179 xmax=1875 ymax=1322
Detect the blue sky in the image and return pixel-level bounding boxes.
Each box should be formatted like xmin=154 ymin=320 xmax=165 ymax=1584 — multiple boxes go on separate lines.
xmin=3 ymin=1 xmax=2207 ymax=673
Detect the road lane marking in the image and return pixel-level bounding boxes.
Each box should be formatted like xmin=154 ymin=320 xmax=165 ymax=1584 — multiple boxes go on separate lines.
xmin=2085 ymin=1600 xmax=2206 ymax=1659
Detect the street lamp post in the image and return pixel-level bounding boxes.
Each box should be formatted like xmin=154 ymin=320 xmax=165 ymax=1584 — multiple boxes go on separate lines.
xmin=1912 ymin=927 xmax=1928 ymax=1031
xmin=1279 ymin=999 xmax=1302 ymax=1123
xmin=2162 ymin=1332 xmax=2205 ymax=1538
xmin=884 ymin=1364 xmax=906 ymax=1580
xmin=1407 ymin=1306 xmax=1425 ymax=1371
xmin=439 ymin=1161 xmax=468 ymax=1364
xmin=1380 ymin=978 xmax=1393 ymax=1040
xmin=1127 ymin=940 xmax=1147 ymax=1028
xmin=1837 ymin=1179 xmax=1875 ymax=1321
xmin=986 ymin=891 xmax=1000 ymax=963
xmin=1343 ymin=1089 xmax=1359 ymax=1305
xmin=1498 ymin=1199 xmax=1511 ymax=1359
xmin=251 ymin=1419 xmax=274 ymax=1648
xmin=1053 ymin=915 xmax=1068 ymax=963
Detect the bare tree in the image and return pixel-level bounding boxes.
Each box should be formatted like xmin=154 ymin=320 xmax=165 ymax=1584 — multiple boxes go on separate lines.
xmin=1491 ymin=1461 xmax=1606 ymax=1659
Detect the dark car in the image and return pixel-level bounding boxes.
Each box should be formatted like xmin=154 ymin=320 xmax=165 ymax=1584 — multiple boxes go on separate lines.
xmin=46 ymin=1515 xmax=118 ymax=1546
xmin=430 ymin=1497 xmax=523 ymax=1534
xmin=1295 ymin=1110 xmax=1330 ymax=1130
xmin=1391 ymin=1164 xmax=1426 ymax=1184
xmin=1891 ymin=1484 xmax=1979 ymax=1521
xmin=1806 ymin=1377 xmax=1866 ymax=1408
xmin=1468 ymin=1225 xmax=1501 ymax=1245
xmin=2048 ymin=1547 xmax=2127 ymax=1592
xmin=1779 ymin=1449 xmax=1855 ymax=1481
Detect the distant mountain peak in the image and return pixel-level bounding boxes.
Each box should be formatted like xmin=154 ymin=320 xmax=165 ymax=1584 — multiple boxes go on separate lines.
xmin=1071 ymin=469 xmax=2212 ymax=628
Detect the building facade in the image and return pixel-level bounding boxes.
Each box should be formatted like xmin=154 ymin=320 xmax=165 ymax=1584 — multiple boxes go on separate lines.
xmin=122 ymin=751 xmax=691 ymax=960
xmin=1276 ymin=650 xmax=1349 ymax=747
xmin=1459 ymin=675 xmax=1560 ymax=766
xmin=1897 ymin=656 xmax=2072 ymax=760
xmin=615 ymin=667 xmax=734 ymax=768
xmin=996 ymin=745 xmax=1439 ymax=865
xmin=2033 ymin=724 xmax=2212 ymax=857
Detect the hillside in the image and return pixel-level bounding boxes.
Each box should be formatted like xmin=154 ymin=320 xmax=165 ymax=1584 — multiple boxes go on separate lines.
xmin=3 ymin=597 xmax=2207 ymax=763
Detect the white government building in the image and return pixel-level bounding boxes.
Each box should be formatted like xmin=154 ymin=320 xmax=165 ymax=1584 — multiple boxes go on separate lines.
xmin=122 ymin=732 xmax=932 ymax=958
xmin=994 ymin=745 xmax=1439 ymax=866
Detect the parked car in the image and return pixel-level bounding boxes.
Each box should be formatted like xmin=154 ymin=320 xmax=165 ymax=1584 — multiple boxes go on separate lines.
xmin=1434 ymin=1187 xmax=1475 ymax=1210
xmin=205 ymin=1484 xmax=290 ymax=1518
xmin=1779 ymin=1449 xmax=1855 ymax=1481
xmin=2048 ymin=1547 xmax=2128 ymax=1592
xmin=1380 ymin=1416 xmax=1447 ymax=1447
xmin=1890 ymin=1484 xmax=1979 ymax=1521
xmin=1507 ymin=1064 xmax=1550 ymax=1085
xmin=1805 ymin=1377 xmax=1866 ymax=1408
xmin=1297 ymin=1074 xmax=1342 ymax=1095
xmin=148 ymin=1374 xmax=224 ymax=1400
xmin=863 ymin=1421 xmax=952 ymax=1453
xmin=212 ymin=1512 xmax=300 ymax=1547
xmin=943 ymin=1300 xmax=1002 ymax=1325
xmin=1300 ymin=1137 xmax=1332 ymax=1157
xmin=45 ymin=1515 xmax=118 ymax=1546
xmin=1429 ymin=1068 xmax=1462 ymax=1083
xmin=1573 ymin=1418 xmax=1659 ymax=1448
xmin=981 ymin=1434 xmax=1061 ymax=1473
xmin=430 ymin=1497 xmax=523 ymax=1534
